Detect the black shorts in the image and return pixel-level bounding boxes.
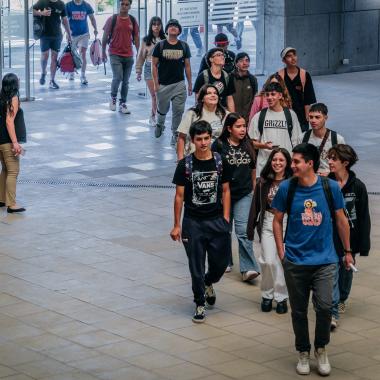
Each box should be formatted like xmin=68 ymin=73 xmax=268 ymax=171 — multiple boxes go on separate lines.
xmin=40 ymin=36 xmax=62 ymax=52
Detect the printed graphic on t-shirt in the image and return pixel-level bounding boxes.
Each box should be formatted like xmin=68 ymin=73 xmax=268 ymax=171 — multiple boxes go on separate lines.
xmin=213 ymin=80 xmax=225 ymax=94
xmin=302 ymin=199 xmax=322 ymax=226
xmin=345 ymin=193 xmax=357 ymax=221
xmin=192 ymin=171 xmax=219 ymax=205
xmin=226 ymin=146 xmax=251 ymax=167
xmin=163 ymin=49 xmax=184 ymax=60
xmin=264 ymin=119 xmax=288 ymax=130
xmin=267 ymin=183 xmax=280 ymax=205
xmin=71 ymin=11 xmax=86 ymax=20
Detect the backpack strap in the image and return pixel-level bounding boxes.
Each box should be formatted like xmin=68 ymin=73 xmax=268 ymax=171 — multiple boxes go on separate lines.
xmin=284 ymin=177 xmax=298 ymax=240
xmin=248 ymin=74 xmax=257 ymax=96
xmin=202 ymin=69 xmax=209 ymax=84
xmin=258 ymin=107 xmax=268 ymax=137
xmin=321 ymin=176 xmax=335 ymax=222
xmin=259 ymin=94 xmax=264 ymax=110
xmin=283 ymin=107 xmax=293 ymax=142
xmin=278 ymin=68 xmax=285 ymax=80
xmin=213 ymin=151 xmax=223 ymax=176
xmin=300 ymin=68 xmax=306 ymax=92
xmin=302 ymin=129 xmax=312 ymax=143
xmin=185 ymin=154 xmax=193 ymax=180
xmin=222 ymin=70 xmax=229 ymax=88
xmin=108 ymin=14 xmax=118 ymax=45
xmin=331 ymin=130 xmax=338 ymax=146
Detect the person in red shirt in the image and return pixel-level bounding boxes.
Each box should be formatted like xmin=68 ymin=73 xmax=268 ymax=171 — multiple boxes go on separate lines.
xmin=102 ymin=0 xmax=139 ymax=114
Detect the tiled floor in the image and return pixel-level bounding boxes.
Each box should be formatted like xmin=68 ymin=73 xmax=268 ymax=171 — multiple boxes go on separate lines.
xmin=0 ymin=67 xmax=379 ymax=379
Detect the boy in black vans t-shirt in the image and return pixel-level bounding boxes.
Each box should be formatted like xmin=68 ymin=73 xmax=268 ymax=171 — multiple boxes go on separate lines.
xmin=171 ymin=120 xmax=232 ymax=323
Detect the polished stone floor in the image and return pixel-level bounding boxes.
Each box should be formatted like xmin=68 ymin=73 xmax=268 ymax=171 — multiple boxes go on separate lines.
xmin=0 ymin=67 xmax=379 ymax=380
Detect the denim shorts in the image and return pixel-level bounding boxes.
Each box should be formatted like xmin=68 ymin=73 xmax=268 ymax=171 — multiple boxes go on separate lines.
xmin=40 ymin=36 xmax=63 ymax=52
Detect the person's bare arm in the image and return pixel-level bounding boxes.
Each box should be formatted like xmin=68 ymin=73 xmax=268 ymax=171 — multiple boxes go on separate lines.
xmin=170 ymin=186 xmax=184 ymax=241
xmin=304 ymin=104 xmax=310 ymax=122
xmin=177 ymin=133 xmax=187 ymax=161
xmin=5 ymin=97 xmax=22 ymax=156
xmin=335 ymin=209 xmax=354 ymax=269
xmin=102 ymin=25 xmax=109 ymax=62
xmin=222 ymin=182 xmax=231 ymax=222
xmin=152 ymin=56 xmax=159 ymax=92
xmin=89 ymin=14 xmax=98 ymax=36
xmin=62 ymin=17 xmax=72 ymax=41
xmin=133 ymin=31 xmax=140 ymax=53
xmin=273 ymin=210 xmax=285 ymax=260
xmin=252 ymin=139 xmax=273 ymax=150
xmin=226 ymin=95 xmax=235 ymax=112
xmin=184 ymin=58 xmax=192 ymax=96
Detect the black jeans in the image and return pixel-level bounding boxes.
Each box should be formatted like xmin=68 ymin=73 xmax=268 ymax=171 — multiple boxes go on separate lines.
xmin=283 ymin=258 xmax=336 ymax=352
xmin=182 ymin=216 xmax=231 ymax=306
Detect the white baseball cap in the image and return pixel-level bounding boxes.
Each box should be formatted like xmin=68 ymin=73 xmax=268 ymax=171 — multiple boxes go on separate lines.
xmin=280 ymin=47 xmax=297 ymax=59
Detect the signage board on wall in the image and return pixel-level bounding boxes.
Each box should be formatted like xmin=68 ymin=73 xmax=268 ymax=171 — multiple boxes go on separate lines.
xmin=172 ymin=1 xmax=204 ymax=27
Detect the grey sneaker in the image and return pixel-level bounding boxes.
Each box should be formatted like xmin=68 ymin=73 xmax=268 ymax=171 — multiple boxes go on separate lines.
xmin=119 ymin=103 xmax=131 ymax=114
xmin=155 ymin=124 xmax=165 ymax=138
xmin=192 ymin=305 xmax=205 ymax=323
xmin=315 ymin=347 xmax=331 ymax=376
xmin=296 ymin=351 xmax=310 ymax=375
xmin=49 ymin=80 xmax=59 ymax=89
xmin=109 ymin=97 xmax=117 ymax=111
xmin=205 ymin=284 xmax=216 ymax=307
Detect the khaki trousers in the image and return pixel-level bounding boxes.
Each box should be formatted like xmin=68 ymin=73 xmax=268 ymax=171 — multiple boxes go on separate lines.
xmin=0 ymin=143 xmax=20 ymax=206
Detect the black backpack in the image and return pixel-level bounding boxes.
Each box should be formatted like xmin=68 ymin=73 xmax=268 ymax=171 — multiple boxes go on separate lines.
xmin=285 ymin=176 xmax=343 ymax=255
xmin=258 ymin=107 xmax=293 ymax=141
xmin=108 ymin=14 xmax=138 ymax=45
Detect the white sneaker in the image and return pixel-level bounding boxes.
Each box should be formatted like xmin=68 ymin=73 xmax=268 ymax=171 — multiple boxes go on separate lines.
xmin=149 ymin=114 xmax=156 ymax=126
xmin=119 ymin=103 xmax=131 ymax=114
xmin=242 ymin=270 xmax=259 ymax=282
xmin=225 ymin=265 xmax=232 ymax=273
xmin=109 ymin=97 xmax=117 ymax=111
xmin=69 ymin=72 xmax=75 ymax=81
xmin=296 ymin=352 xmax=310 ymax=375
xmin=330 ymin=316 xmax=338 ymax=331
xmin=315 ymin=347 xmax=331 ymax=376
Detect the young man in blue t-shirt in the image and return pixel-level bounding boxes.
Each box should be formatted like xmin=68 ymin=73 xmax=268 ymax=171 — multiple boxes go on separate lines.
xmin=272 ymin=143 xmax=353 ymax=376
xmin=66 ymin=0 xmax=98 ymax=84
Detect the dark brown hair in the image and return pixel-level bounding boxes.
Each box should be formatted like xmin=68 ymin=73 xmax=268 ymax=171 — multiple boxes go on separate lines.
xmin=327 ymin=144 xmax=358 ymax=170
xmin=260 ymin=147 xmax=292 ymax=181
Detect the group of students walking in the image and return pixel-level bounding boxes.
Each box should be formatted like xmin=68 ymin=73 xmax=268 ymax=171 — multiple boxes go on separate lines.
xmin=169 ymin=39 xmax=371 ymax=379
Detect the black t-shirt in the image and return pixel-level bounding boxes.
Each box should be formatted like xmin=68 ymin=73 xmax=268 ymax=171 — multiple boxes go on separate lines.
xmin=284 ymin=68 xmax=316 ymax=126
xmin=34 ymin=0 xmax=66 ymax=37
xmin=152 ymin=40 xmax=191 ymax=85
xmin=172 ymin=154 xmax=231 ymax=219
xmin=193 ymin=69 xmax=235 ymax=108
xmin=198 ymin=49 xmax=236 ymax=74
xmin=212 ymin=140 xmax=255 ymax=202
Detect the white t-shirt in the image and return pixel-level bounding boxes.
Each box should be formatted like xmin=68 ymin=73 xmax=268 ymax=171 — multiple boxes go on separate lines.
xmin=248 ymin=108 xmax=302 ymax=176
xmin=297 ymin=130 xmax=345 ymax=174
xmin=177 ymin=108 xmax=227 ymax=155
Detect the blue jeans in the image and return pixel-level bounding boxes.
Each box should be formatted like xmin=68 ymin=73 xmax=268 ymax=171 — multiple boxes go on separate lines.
xmin=110 ymin=55 xmax=134 ymax=103
xmin=332 ymin=259 xmax=354 ymax=319
xmin=229 ymin=193 xmax=260 ymax=273
xmin=179 ymin=27 xmax=202 ymax=49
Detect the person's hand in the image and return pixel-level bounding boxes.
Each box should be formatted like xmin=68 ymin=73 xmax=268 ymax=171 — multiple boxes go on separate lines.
xmin=102 ymin=52 xmax=107 ymax=63
xmin=12 ymin=142 xmax=22 ymax=156
xmin=42 ymin=8 xmax=51 ymax=17
xmin=170 ymin=226 xmax=181 ymax=241
xmin=344 ymin=253 xmax=354 ymax=270
xmin=136 ymin=73 xmax=142 ymax=81
xmin=264 ymin=141 xmax=273 ymax=150
xmin=188 ymin=87 xmax=192 ymax=96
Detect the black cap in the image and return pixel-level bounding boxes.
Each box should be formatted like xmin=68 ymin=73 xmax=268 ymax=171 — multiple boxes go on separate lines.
xmin=235 ymin=52 xmax=250 ymax=63
xmin=165 ymin=19 xmax=182 ymax=35
xmin=214 ymin=33 xmax=229 ymax=46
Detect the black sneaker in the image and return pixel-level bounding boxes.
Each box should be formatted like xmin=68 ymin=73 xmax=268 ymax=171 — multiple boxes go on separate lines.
xmin=49 ymin=80 xmax=59 ymax=89
xmin=155 ymin=124 xmax=165 ymax=138
xmin=205 ymin=284 xmax=216 ymax=307
xmin=39 ymin=73 xmax=46 ymax=85
xmin=192 ymin=305 xmax=205 ymax=323
xmin=276 ymin=300 xmax=288 ymax=314
xmin=261 ymin=297 xmax=273 ymax=312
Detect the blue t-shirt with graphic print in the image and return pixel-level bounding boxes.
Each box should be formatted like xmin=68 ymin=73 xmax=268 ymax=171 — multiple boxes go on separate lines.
xmin=66 ymin=1 xmax=94 ymax=37
xmin=272 ymin=176 xmax=345 ymax=265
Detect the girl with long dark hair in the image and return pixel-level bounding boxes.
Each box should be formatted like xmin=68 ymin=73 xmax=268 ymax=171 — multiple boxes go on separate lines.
xmin=212 ymin=112 xmax=260 ymax=280
xmin=0 ymin=73 xmax=26 ymax=212
xmin=136 ymin=16 xmax=165 ymax=125
xmin=177 ymin=84 xmax=227 ymax=160
xmin=247 ymin=148 xmax=293 ymax=313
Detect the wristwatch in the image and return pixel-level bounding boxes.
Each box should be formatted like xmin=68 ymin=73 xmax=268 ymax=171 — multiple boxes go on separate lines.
xmin=344 ymin=248 xmax=352 ymax=254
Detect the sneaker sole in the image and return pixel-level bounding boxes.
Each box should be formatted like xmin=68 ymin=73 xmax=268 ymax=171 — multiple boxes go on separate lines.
xmin=192 ymin=317 xmax=205 ymax=323
xmin=296 ymin=368 xmax=310 ymax=375
xmin=243 ymin=272 xmax=259 ymax=282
